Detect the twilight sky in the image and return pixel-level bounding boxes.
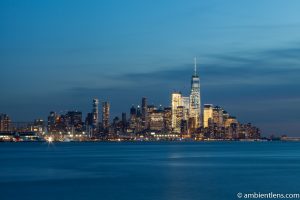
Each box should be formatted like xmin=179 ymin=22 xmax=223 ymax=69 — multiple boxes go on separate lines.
xmin=1 ymin=0 xmax=300 ymax=136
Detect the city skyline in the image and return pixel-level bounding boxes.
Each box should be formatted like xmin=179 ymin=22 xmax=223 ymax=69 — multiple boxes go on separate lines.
xmin=0 ymin=62 xmax=260 ymax=141
xmin=1 ymin=0 xmax=300 ymax=136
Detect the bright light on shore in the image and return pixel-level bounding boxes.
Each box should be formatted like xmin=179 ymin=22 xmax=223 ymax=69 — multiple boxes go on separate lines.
xmin=47 ymin=136 xmax=53 ymax=143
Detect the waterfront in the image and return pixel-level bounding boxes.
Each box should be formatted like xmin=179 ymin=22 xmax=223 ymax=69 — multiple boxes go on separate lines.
xmin=1 ymin=142 xmax=300 ymax=200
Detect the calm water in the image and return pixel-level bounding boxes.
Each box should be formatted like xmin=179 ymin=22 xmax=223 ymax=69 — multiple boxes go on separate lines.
xmin=0 ymin=142 xmax=300 ymax=200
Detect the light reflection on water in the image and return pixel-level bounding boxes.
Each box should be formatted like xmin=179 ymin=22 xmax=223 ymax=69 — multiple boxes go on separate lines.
xmin=0 ymin=142 xmax=300 ymax=200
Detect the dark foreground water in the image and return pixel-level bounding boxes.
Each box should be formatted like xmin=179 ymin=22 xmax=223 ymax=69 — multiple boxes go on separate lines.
xmin=1 ymin=142 xmax=300 ymax=200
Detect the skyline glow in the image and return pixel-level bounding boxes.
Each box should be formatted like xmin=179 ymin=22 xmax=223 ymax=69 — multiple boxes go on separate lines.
xmin=1 ymin=0 xmax=300 ymax=136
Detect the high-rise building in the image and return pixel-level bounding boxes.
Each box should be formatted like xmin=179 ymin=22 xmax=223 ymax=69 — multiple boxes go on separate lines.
xmin=181 ymin=96 xmax=190 ymax=121
xmin=136 ymin=105 xmax=142 ymax=118
xmin=85 ymin=112 xmax=94 ymax=137
xmin=85 ymin=113 xmax=93 ymax=126
xmin=102 ymin=102 xmax=110 ymax=130
xmin=92 ymin=98 xmax=99 ymax=127
xmin=203 ymin=104 xmax=213 ymax=128
xmin=189 ymin=58 xmax=201 ymax=129
xmin=224 ymin=116 xmax=237 ymax=128
xmin=121 ymin=112 xmax=127 ymax=125
xmin=129 ymin=105 xmax=137 ymax=129
xmin=66 ymin=111 xmax=83 ymax=131
xmin=30 ymin=119 xmax=45 ymax=133
xmin=0 ymin=113 xmax=11 ymax=132
xmin=130 ymin=105 xmax=137 ymax=117
xmin=121 ymin=112 xmax=127 ymax=131
xmin=149 ymin=110 xmax=164 ymax=131
xmin=47 ymin=111 xmax=57 ymax=132
xmin=176 ymin=106 xmax=184 ymax=133
xmin=223 ymin=111 xmax=230 ymax=122
xmin=171 ymin=92 xmax=182 ymax=132
xmin=163 ymin=107 xmax=172 ymax=132
xmin=213 ymin=106 xmax=224 ymax=127
xmin=141 ymin=97 xmax=148 ymax=129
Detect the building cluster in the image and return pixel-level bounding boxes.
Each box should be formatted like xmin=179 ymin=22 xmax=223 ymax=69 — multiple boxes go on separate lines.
xmin=201 ymin=104 xmax=260 ymax=139
xmin=0 ymin=59 xmax=261 ymax=142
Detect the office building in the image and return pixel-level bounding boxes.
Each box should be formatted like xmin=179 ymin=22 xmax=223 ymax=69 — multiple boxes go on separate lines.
xmin=102 ymin=102 xmax=110 ymax=130
xmin=203 ymin=104 xmax=213 ymax=128
xmin=171 ymin=92 xmax=182 ymax=132
xmin=189 ymin=58 xmax=201 ymax=129
xmin=92 ymin=98 xmax=99 ymax=127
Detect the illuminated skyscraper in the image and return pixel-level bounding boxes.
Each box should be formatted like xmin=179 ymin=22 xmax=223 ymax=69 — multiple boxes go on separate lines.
xmin=171 ymin=92 xmax=182 ymax=133
xmin=102 ymin=102 xmax=110 ymax=130
xmin=149 ymin=110 xmax=164 ymax=131
xmin=213 ymin=106 xmax=224 ymax=127
xmin=189 ymin=58 xmax=201 ymax=129
xmin=203 ymin=104 xmax=213 ymax=128
xmin=224 ymin=116 xmax=237 ymax=128
xmin=129 ymin=105 xmax=137 ymax=129
xmin=176 ymin=106 xmax=184 ymax=133
xmin=92 ymin=98 xmax=99 ymax=127
xmin=181 ymin=96 xmax=190 ymax=121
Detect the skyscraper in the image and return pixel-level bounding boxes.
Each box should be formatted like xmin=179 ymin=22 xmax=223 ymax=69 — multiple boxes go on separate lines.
xmin=121 ymin=112 xmax=127 ymax=131
xmin=149 ymin=110 xmax=164 ymax=131
xmin=102 ymin=102 xmax=110 ymax=130
xmin=129 ymin=105 xmax=137 ymax=130
xmin=163 ymin=107 xmax=172 ymax=132
xmin=203 ymin=104 xmax=213 ymax=128
xmin=136 ymin=105 xmax=142 ymax=118
xmin=176 ymin=106 xmax=184 ymax=133
xmin=47 ymin=111 xmax=57 ymax=132
xmin=181 ymin=96 xmax=190 ymax=121
xmin=171 ymin=92 xmax=182 ymax=133
xmin=92 ymin=98 xmax=99 ymax=127
xmin=66 ymin=111 xmax=83 ymax=132
xmin=141 ymin=97 xmax=148 ymax=129
xmin=189 ymin=57 xmax=201 ymax=129
xmin=213 ymin=106 xmax=224 ymax=127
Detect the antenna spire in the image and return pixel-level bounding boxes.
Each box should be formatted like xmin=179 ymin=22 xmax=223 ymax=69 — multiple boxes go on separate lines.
xmin=194 ymin=57 xmax=197 ymax=75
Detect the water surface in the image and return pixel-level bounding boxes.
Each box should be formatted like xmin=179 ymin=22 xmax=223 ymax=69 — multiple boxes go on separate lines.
xmin=0 ymin=142 xmax=299 ymax=200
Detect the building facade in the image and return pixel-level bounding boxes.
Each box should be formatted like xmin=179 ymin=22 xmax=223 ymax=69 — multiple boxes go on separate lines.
xmin=171 ymin=92 xmax=182 ymax=133
xmin=189 ymin=58 xmax=201 ymax=130
xmin=203 ymin=104 xmax=213 ymax=128
xmin=102 ymin=102 xmax=110 ymax=130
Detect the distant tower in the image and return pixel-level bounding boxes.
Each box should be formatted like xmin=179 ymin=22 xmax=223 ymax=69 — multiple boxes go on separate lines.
xmin=102 ymin=102 xmax=110 ymax=130
xmin=92 ymin=98 xmax=99 ymax=127
xmin=189 ymin=57 xmax=201 ymax=129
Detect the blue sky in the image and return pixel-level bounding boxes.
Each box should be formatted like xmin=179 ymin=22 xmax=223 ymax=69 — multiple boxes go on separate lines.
xmin=1 ymin=0 xmax=300 ymax=136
